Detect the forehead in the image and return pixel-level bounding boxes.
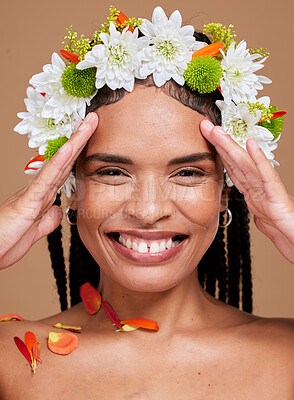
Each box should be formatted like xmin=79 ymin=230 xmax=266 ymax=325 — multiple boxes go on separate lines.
xmin=84 ymin=86 xmax=214 ymax=160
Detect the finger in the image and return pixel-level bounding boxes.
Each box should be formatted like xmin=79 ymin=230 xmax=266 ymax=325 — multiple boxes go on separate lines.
xmin=246 ymin=138 xmax=289 ymax=202
xmin=25 ymin=113 xmax=98 ymax=204
xmin=200 ymin=120 xmax=264 ymax=192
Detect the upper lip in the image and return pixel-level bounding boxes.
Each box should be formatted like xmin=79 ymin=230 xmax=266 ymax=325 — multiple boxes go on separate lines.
xmin=107 ymin=230 xmax=188 ymax=240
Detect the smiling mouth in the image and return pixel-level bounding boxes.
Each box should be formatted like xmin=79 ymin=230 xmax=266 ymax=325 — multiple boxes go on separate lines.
xmin=107 ymin=232 xmax=188 ymax=254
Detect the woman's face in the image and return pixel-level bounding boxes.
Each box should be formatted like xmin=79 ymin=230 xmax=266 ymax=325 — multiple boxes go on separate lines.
xmin=74 ymin=86 xmax=227 ymax=292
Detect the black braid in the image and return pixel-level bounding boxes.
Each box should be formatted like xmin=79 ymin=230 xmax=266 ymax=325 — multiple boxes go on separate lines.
xmin=227 ymin=187 xmax=242 ymax=308
xmin=69 ymin=223 xmax=86 ymax=307
xmin=215 ymin=215 xmax=228 ymax=303
xmin=239 ymin=198 xmax=253 ymax=312
xmin=47 ymin=193 xmax=68 ymax=311
xmin=69 ymin=224 xmax=100 ymax=305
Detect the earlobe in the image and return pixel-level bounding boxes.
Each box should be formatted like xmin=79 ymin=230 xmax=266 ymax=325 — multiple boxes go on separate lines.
xmin=66 ymin=189 xmax=78 ymax=211
xmin=220 ymin=184 xmax=230 ymax=212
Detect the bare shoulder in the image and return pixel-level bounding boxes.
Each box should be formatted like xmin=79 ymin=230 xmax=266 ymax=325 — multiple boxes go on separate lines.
xmin=237 ymin=315 xmax=294 ymax=385
xmin=248 ymin=315 xmax=294 ymax=346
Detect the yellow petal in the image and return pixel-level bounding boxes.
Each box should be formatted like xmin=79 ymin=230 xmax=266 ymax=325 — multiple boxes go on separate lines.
xmin=121 ymin=324 xmax=140 ymax=332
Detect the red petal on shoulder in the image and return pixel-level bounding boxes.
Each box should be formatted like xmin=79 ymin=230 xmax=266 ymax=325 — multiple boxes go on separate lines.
xmin=0 ymin=313 xmax=24 ymax=322
xmin=14 ymin=336 xmax=32 ymax=365
xmin=120 ymin=318 xmax=159 ymax=331
xmin=79 ymin=282 xmax=101 ymax=314
xmin=101 ymin=300 xmax=122 ymax=329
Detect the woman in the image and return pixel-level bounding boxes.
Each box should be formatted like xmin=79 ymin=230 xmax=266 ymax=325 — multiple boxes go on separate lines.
xmin=0 ymin=6 xmax=294 ymax=398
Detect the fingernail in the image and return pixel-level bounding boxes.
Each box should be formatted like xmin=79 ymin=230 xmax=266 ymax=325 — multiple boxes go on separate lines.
xmin=202 ymin=120 xmax=214 ymax=130
xmin=84 ymin=113 xmax=94 ymax=123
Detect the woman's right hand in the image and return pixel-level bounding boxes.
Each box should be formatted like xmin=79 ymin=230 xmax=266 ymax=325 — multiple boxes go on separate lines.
xmin=0 ymin=112 xmax=98 ymax=270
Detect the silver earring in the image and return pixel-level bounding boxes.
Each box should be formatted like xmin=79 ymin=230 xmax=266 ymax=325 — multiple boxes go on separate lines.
xmin=219 ymin=208 xmax=232 ymax=228
xmin=66 ymin=207 xmax=77 ymax=225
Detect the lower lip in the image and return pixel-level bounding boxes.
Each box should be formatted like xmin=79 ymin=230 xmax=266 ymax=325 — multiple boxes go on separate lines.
xmin=107 ymin=235 xmax=188 ymax=264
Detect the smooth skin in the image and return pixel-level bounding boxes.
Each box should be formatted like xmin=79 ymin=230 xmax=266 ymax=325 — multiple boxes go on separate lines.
xmin=0 ymin=86 xmax=293 ymax=400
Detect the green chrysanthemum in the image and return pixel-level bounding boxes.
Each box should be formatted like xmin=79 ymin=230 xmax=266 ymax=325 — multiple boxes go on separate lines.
xmin=184 ymin=56 xmax=222 ymax=94
xmin=61 ymin=64 xmax=96 ymax=98
xmin=44 ymin=137 xmax=69 ymax=161
xmin=258 ymin=106 xmax=284 ymax=140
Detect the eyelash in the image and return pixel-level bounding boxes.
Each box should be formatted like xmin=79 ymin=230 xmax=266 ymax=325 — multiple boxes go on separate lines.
xmin=94 ymin=168 xmax=205 ymax=178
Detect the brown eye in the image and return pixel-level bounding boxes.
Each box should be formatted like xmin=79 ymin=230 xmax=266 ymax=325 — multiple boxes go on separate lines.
xmin=95 ymin=168 xmax=125 ymax=176
xmin=176 ymin=169 xmax=205 ymax=177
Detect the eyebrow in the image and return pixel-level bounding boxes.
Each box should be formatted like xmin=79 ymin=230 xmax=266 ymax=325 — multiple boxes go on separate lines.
xmin=83 ymin=152 xmax=216 ymax=165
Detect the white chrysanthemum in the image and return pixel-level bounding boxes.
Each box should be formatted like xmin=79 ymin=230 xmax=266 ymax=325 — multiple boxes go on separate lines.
xmin=29 ymin=53 xmax=95 ymax=123
xmin=139 ymin=6 xmax=206 ymax=87
xmin=216 ymin=98 xmax=279 ymax=168
xmin=14 ymin=87 xmax=78 ymax=153
xmin=220 ymin=41 xmax=272 ymax=104
xmin=77 ymin=22 xmax=148 ymax=92
xmin=61 ymin=172 xmax=76 ymax=198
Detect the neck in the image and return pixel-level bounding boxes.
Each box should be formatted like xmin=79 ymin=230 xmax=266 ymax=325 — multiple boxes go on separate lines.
xmin=97 ymin=269 xmax=218 ymax=335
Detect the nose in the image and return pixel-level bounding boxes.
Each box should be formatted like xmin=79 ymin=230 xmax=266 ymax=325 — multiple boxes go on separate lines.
xmin=122 ymin=176 xmax=174 ymax=225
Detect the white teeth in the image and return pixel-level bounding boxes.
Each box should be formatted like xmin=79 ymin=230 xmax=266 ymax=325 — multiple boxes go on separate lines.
xmin=166 ymin=238 xmax=172 ymax=249
xmin=149 ymin=242 xmax=160 ymax=253
xmin=159 ymin=241 xmax=166 ymax=252
xmin=116 ymin=234 xmax=184 ymax=253
xmin=138 ymin=242 xmax=148 ymax=253
xmin=126 ymin=238 xmax=132 ymax=249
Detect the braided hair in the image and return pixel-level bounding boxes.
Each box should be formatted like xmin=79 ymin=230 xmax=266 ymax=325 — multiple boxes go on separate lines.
xmin=47 ymin=32 xmax=253 ymax=313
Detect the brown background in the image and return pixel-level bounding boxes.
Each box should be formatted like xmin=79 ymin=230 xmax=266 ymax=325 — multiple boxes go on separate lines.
xmin=1 ymin=0 xmax=293 ymax=320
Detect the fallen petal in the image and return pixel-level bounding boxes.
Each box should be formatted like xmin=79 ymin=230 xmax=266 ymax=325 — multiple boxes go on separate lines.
xmin=120 ymin=324 xmax=139 ymax=332
xmin=0 ymin=313 xmax=24 ymax=322
xmin=80 ymin=282 xmax=101 ymax=315
xmin=48 ymin=332 xmax=79 ymax=355
xmin=25 ymin=331 xmax=37 ymax=356
xmin=101 ymin=300 xmax=122 ymax=329
xmin=32 ymin=341 xmax=41 ymax=365
xmin=120 ymin=318 xmax=159 ymax=331
xmin=14 ymin=336 xmax=32 ymax=365
xmin=53 ymin=323 xmax=82 ymax=334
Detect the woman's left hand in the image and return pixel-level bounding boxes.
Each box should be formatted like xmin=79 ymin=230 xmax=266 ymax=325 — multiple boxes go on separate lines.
xmin=200 ymin=120 xmax=294 ymax=264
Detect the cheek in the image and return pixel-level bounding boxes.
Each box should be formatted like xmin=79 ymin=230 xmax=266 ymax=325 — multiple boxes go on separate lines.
xmin=171 ymin=181 xmax=222 ymax=228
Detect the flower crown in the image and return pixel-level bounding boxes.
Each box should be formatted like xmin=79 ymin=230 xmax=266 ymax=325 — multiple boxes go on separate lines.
xmin=14 ymin=6 xmax=286 ymax=195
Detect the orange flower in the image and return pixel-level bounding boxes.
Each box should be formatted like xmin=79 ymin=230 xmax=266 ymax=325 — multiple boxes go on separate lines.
xmin=116 ymin=10 xmax=134 ymax=33
xmin=192 ymin=42 xmax=224 ymax=59
xmin=60 ymin=50 xmax=80 ymax=63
